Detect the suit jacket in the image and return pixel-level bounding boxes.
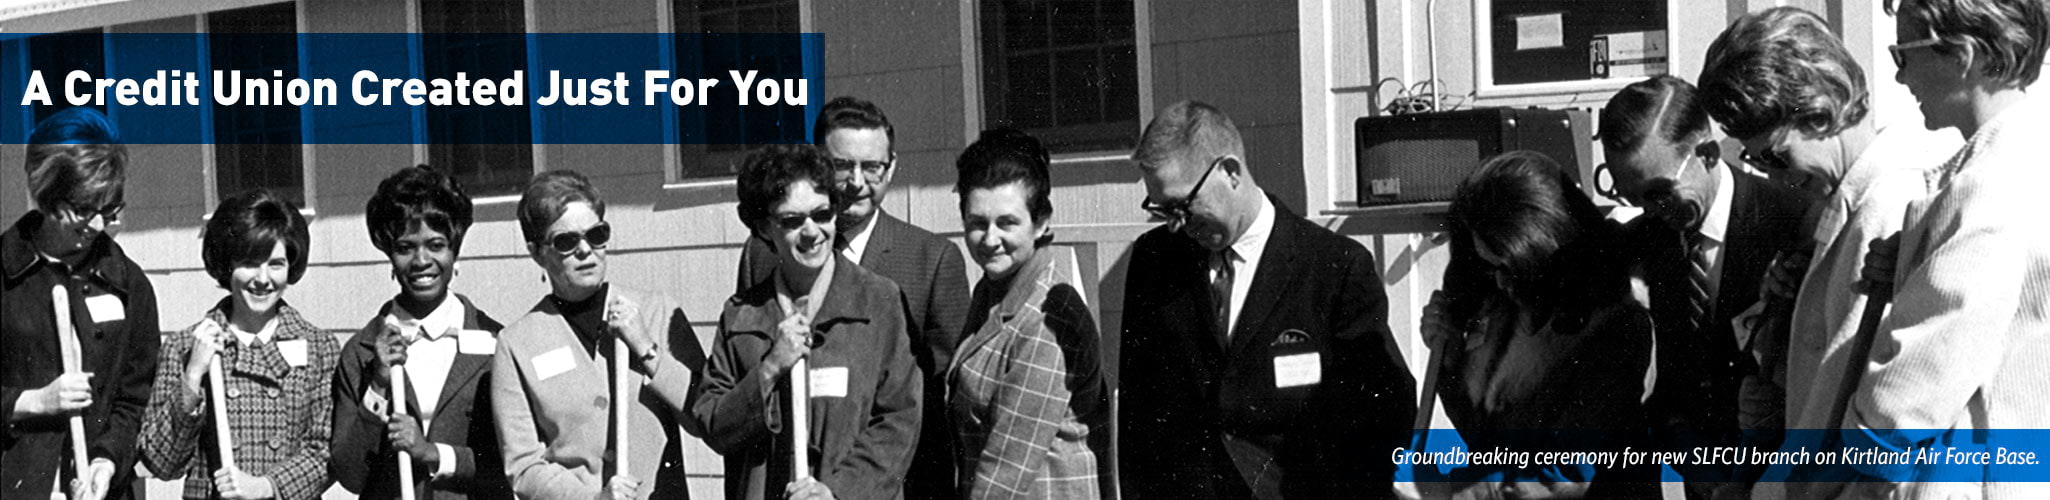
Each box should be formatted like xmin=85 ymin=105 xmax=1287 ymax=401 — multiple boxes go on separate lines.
xmin=1843 ymin=95 xmax=2050 ymax=500
xmin=1 ymin=214 xmax=160 ymax=500
xmin=1119 ymin=199 xmax=1414 ymax=499
xmin=951 ymin=250 xmax=1108 ymax=500
xmin=139 ymin=300 xmax=339 ymax=500
xmin=492 ymin=286 xmax=709 ymax=500
xmin=331 ymin=294 xmax=511 ymax=500
xmin=1628 ymin=170 xmax=1805 ymax=458
xmin=694 ymin=256 xmax=923 ymax=500
xmin=736 ymin=210 xmax=969 ymax=499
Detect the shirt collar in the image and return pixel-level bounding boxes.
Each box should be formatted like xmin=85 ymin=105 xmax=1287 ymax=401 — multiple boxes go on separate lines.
xmin=842 ymin=212 xmax=881 ymax=261
xmin=388 ymin=296 xmax=467 ymax=341
xmin=1227 ymin=194 xmax=1276 ymax=262
xmin=774 ymin=254 xmax=837 ymax=320
xmin=1697 ymin=164 xmax=1735 ymax=245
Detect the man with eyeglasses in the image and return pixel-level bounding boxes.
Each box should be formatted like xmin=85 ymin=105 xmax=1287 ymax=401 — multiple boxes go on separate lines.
xmin=1597 ymin=75 xmax=1811 ymax=499
xmin=1119 ymin=100 xmax=1412 ymax=499
xmin=1695 ymin=7 xmax=1963 ymax=498
xmin=732 ymin=96 xmax=969 ymax=500
xmin=3 ymin=107 xmax=161 ymax=500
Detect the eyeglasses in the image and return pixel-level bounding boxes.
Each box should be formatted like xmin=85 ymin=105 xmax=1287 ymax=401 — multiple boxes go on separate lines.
xmin=828 ymin=154 xmax=894 ymax=179
xmin=1740 ymin=135 xmax=1793 ymax=174
xmin=1593 ymin=163 xmax=1628 ymax=206
xmin=56 ymin=201 xmax=124 ymax=224
xmin=772 ymin=208 xmax=835 ymax=231
xmin=1889 ymin=36 xmax=1943 ymax=68
xmin=539 ymin=222 xmax=611 ymax=254
xmin=1140 ymin=156 xmax=1225 ymax=226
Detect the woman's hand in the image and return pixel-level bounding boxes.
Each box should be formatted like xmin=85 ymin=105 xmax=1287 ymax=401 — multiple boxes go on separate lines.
xmin=17 ymin=371 xmax=92 ymax=417
xmin=385 ymin=414 xmax=440 ymax=464
xmin=212 ymin=467 xmax=276 ymax=500
xmin=786 ymin=477 xmax=837 ymax=500
xmin=759 ymin=314 xmax=812 ymax=383
xmin=373 ymin=320 xmax=411 ymax=388
xmin=1420 ymin=291 xmax=1461 ymax=350
xmin=606 ymin=474 xmax=640 ymax=500
xmin=1859 ymin=234 xmax=1900 ymax=297
xmin=607 ymin=295 xmax=658 ymax=361
xmin=183 ymin=320 xmax=228 ymax=394
xmin=1761 ymin=249 xmax=1811 ymax=302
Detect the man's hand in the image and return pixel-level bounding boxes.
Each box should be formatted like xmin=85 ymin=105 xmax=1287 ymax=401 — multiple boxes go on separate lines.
xmin=212 ymin=467 xmax=276 ymax=500
xmin=385 ymin=414 xmax=440 ymax=464
xmin=1420 ymin=291 xmax=1460 ymax=350
xmin=1762 ymin=249 xmax=1811 ymax=301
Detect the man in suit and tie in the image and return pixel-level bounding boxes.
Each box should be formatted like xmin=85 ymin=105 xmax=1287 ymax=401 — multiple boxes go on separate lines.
xmin=1600 ymin=76 xmax=1810 ymax=498
xmin=734 ymin=96 xmax=970 ymax=499
xmin=1119 ymin=100 xmax=1413 ymax=499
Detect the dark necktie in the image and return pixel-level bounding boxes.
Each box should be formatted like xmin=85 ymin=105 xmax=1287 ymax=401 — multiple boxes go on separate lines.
xmin=1211 ymin=249 xmax=1237 ymax=341
xmin=1686 ymin=231 xmax=1714 ymax=332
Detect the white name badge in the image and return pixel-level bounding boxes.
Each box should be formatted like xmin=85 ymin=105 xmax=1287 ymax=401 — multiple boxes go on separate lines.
xmin=809 ymin=366 xmax=849 ymax=398
xmin=457 ymin=330 xmax=497 ymax=355
xmin=276 ymin=339 xmax=309 ymax=367
xmin=85 ymin=294 xmax=125 ymax=323
xmin=533 ymin=346 xmax=576 ymax=382
xmin=1273 ymin=352 xmax=1322 ymax=388
xmin=363 ymin=386 xmax=389 ymax=419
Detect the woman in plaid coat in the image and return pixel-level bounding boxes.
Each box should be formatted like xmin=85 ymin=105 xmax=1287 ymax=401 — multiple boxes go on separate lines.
xmin=139 ymin=189 xmax=338 ymax=500
xmin=948 ymin=129 xmax=1109 ymax=500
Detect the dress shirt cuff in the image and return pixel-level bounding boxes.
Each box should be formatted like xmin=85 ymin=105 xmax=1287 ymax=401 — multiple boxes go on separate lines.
xmin=433 ymin=443 xmax=458 ymax=479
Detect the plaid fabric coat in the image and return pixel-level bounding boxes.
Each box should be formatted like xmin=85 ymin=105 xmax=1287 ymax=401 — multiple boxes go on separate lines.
xmin=140 ymin=300 xmax=338 ymax=500
xmin=950 ymin=251 xmax=1107 ymax=500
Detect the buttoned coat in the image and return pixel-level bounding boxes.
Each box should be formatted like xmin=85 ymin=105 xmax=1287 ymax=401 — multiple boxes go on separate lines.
xmin=1119 ymin=199 xmax=1414 ymax=499
xmin=736 ymin=211 xmax=969 ymax=499
xmin=139 ymin=300 xmax=339 ymax=500
xmin=491 ymin=285 xmax=708 ymax=500
xmin=694 ymin=256 xmax=922 ymax=500
xmin=1 ymin=214 xmax=160 ymax=499
xmin=331 ymin=294 xmax=510 ymax=500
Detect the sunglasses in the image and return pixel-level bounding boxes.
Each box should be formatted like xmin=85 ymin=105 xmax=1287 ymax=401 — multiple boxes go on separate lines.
xmin=56 ymin=201 xmax=125 ymax=223
xmin=1888 ymin=36 xmax=1943 ymax=68
xmin=828 ymin=154 xmax=894 ymax=179
xmin=539 ymin=222 xmax=611 ymax=254
xmin=772 ymin=208 xmax=835 ymax=230
xmin=1139 ymin=156 xmax=1225 ymax=225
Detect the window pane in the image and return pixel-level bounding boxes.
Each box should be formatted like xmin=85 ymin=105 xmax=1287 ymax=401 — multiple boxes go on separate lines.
xmin=982 ymin=0 xmax=1137 ymax=153
xmin=422 ymin=0 xmax=532 ymax=196
xmin=674 ymin=0 xmax=801 ymax=180
xmin=209 ymin=3 xmax=304 ymax=206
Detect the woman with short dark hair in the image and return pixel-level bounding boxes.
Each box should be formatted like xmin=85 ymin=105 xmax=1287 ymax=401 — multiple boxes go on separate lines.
xmin=692 ymin=144 xmax=922 ymax=500
xmin=330 ymin=166 xmax=511 ymax=500
xmin=491 ymin=170 xmax=707 ymax=500
xmin=1419 ymin=151 xmax=1654 ymax=498
xmin=2 ymin=107 xmax=160 ymax=500
xmin=139 ymin=188 xmax=338 ymax=500
xmin=948 ymin=129 xmax=1108 ymax=499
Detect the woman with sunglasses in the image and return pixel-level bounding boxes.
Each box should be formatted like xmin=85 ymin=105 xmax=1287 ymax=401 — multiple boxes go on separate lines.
xmin=1695 ymin=7 xmax=1963 ymax=496
xmin=1418 ymin=151 xmax=1656 ymax=498
xmin=330 ymin=166 xmax=510 ymax=500
xmin=2 ymin=107 xmax=159 ymax=500
xmin=691 ymin=144 xmax=921 ymax=500
xmin=139 ymin=188 xmax=338 ymax=500
xmin=491 ymin=170 xmax=708 ymax=500
xmin=948 ymin=129 xmax=1109 ymax=499
xmin=1829 ymin=1 xmax=2050 ymax=496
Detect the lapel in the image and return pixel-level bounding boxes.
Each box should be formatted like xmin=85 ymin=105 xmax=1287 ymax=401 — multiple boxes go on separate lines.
xmin=1226 ymin=202 xmax=1303 ymax=358
xmin=431 ymin=295 xmax=496 ymax=419
xmin=812 ymin=256 xmax=876 ymax=333
xmin=857 ymin=212 xmax=900 ymax=270
xmin=221 ymin=301 xmax=303 ymax=385
xmin=952 ymin=252 xmax=1054 ymax=376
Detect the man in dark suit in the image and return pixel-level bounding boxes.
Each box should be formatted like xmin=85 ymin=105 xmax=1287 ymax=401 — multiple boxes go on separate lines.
xmin=1600 ymin=76 xmax=1810 ymax=498
xmin=1119 ymin=100 xmax=1414 ymax=499
xmin=734 ymin=96 xmax=969 ymax=499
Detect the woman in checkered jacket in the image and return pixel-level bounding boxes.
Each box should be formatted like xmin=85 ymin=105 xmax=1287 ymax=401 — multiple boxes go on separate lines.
xmin=948 ymin=129 xmax=1110 ymax=500
xmin=139 ymin=189 xmax=339 ymax=500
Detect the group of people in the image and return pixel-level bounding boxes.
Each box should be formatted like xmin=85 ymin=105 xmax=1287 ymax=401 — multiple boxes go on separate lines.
xmin=1423 ymin=1 xmax=2048 ymax=498
xmin=4 ymin=1 xmax=2043 ymax=500
xmin=2 ymin=91 xmax=1410 ymax=500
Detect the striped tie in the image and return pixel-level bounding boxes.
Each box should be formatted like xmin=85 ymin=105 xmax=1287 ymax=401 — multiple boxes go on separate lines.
xmin=1685 ymin=232 xmax=1713 ymax=332
xmin=1211 ymin=249 xmax=1236 ymax=341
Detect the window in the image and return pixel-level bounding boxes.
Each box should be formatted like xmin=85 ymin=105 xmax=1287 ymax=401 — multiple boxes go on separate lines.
xmin=422 ymin=0 xmax=533 ymax=196
xmin=209 ymin=3 xmax=305 ymax=206
xmin=26 ymin=29 xmax=106 ymax=125
xmin=980 ymin=0 xmax=1139 ymax=153
xmin=672 ymin=0 xmax=803 ymax=181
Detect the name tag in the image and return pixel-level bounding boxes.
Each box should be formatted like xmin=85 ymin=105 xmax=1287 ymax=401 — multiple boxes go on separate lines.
xmin=809 ymin=366 xmax=849 ymax=398
xmin=276 ymin=339 xmax=309 ymax=367
xmin=1273 ymin=352 xmax=1322 ymax=388
xmin=457 ymin=329 xmax=497 ymax=355
xmin=85 ymin=294 xmax=125 ymax=323
xmin=533 ymin=346 xmax=576 ymax=382
xmin=363 ymin=386 xmax=390 ymax=419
